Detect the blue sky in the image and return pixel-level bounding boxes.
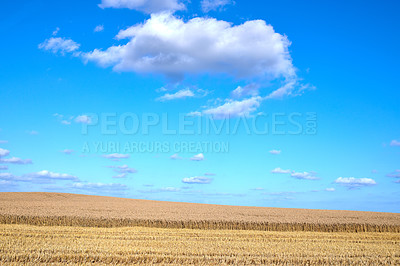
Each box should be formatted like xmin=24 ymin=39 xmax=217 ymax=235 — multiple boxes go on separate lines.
xmin=1 ymin=0 xmax=400 ymax=212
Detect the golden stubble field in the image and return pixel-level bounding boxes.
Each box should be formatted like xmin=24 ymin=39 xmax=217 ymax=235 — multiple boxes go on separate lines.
xmin=1 ymin=224 xmax=400 ymax=264
xmin=0 ymin=192 xmax=400 ymax=264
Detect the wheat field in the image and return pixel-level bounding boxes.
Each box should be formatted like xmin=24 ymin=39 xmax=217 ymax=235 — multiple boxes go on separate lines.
xmin=1 ymin=192 xmax=400 ymax=232
xmin=1 ymin=192 xmax=400 ymax=264
xmin=1 ymin=224 xmax=399 ymax=264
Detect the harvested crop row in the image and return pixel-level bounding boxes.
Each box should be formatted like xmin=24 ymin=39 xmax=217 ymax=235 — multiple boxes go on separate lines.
xmin=1 ymin=193 xmax=400 ymax=233
xmin=1 ymin=214 xmax=400 ymax=233
xmin=1 ymin=224 xmax=399 ymax=265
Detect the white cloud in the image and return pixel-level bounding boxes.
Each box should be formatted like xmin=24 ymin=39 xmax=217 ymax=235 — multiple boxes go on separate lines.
xmin=204 ymin=173 xmax=216 ymax=176
xmin=231 ymin=84 xmax=260 ymax=99
xmin=0 ymin=157 xmax=32 ymax=165
xmin=271 ymin=167 xmax=291 ymax=174
xmin=251 ymin=187 xmax=264 ymax=191
xmin=190 ymin=153 xmax=204 ymax=161
xmin=291 ymin=171 xmax=319 ymax=180
xmin=390 ymin=140 xmax=400 ymax=147
xmin=266 ymin=80 xmax=296 ymax=99
xmin=0 ymin=180 xmax=14 ymax=186
xmin=325 ymin=188 xmax=335 ymax=192
xmin=0 ymin=140 xmax=8 ymax=144
xmin=0 ymin=173 xmax=13 ymax=180
xmin=54 ymin=113 xmax=74 ymax=125
xmin=94 ymin=25 xmax=104 ymax=32
xmin=272 ymin=168 xmax=318 ymax=180
xmin=39 ymin=37 xmax=80 ymax=55
xmin=187 ymin=111 xmax=202 ymax=117
xmin=108 ymin=164 xmax=137 ymax=174
xmin=72 ymin=182 xmax=127 ymax=191
xmin=0 ymin=148 xmax=10 ymax=157
xmin=52 ymin=27 xmax=60 ymax=36
xmin=103 ymin=153 xmax=130 ymax=160
xmin=55 ymin=113 xmax=95 ymax=125
xmin=28 ymin=170 xmax=78 ymax=181
xmin=113 ymin=173 xmax=127 ymax=178
xmin=182 ymin=176 xmax=212 ymax=184
xmin=386 ymin=170 xmax=400 ymax=178
xmin=98 ymin=0 xmax=185 ymax=14
xmin=269 ymin=150 xmax=281 ymax=155
xmin=156 ymin=89 xmax=195 ymax=102
xmin=0 ymin=165 xmax=8 ymax=170
xmin=61 ymin=149 xmax=74 ymax=155
xmin=75 ymin=115 xmax=92 ymax=124
xmin=203 ymin=96 xmax=262 ymax=119
xmin=170 ymin=153 xmax=182 ymax=160
xmin=201 ymin=0 xmax=232 ymax=13
xmin=335 ymin=177 xmax=377 ymax=188
xmin=266 ymin=81 xmax=315 ymax=100
xmin=161 ymin=187 xmax=181 ymax=192
xmin=53 ymin=113 xmax=64 ymax=119
xmin=139 ymin=186 xmax=181 ymax=193
xmin=84 ymin=13 xmax=295 ymax=81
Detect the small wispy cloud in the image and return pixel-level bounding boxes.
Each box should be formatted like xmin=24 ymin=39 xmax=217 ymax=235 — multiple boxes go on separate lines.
xmin=271 ymin=167 xmax=291 ymax=174
xmin=108 ymin=165 xmax=137 ymax=174
xmin=0 ymin=157 xmax=32 ymax=165
xmin=103 ymin=154 xmax=130 ymax=161
xmin=386 ymin=170 xmax=400 ymax=178
xmin=290 ymin=171 xmax=319 ymax=180
xmin=170 ymin=154 xmax=182 ymax=160
xmin=390 ymin=140 xmax=400 ymax=147
xmin=139 ymin=186 xmax=182 ymax=193
xmin=335 ymin=177 xmax=376 ymax=188
xmin=0 ymin=140 xmax=8 ymax=144
xmin=61 ymin=149 xmax=74 ymax=155
xmin=29 ymin=170 xmax=78 ymax=180
xmin=52 ymin=27 xmax=60 ymax=36
xmin=161 ymin=187 xmax=181 ymax=192
xmin=201 ymin=0 xmax=232 ymax=12
xmin=98 ymin=0 xmax=185 ymax=14
xmin=182 ymin=176 xmax=212 ymax=184
xmin=190 ymin=153 xmax=205 ymax=161
xmin=75 ymin=115 xmax=92 ymax=124
xmin=231 ymin=84 xmax=259 ymax=99
xmin=0 ymin=165 xmax=8 ymax=170
xmin=264 ymin=191 xmax=297 ymax=196
xmin=94 ymin=25 xmax=104 ymax=32
xmin=187 ymin=111 xmax=202 ymax=117
xmin=203 ymin=96 xmax=262 ymax=119
xmin=113 ymin=173 xmax=127 ymax=178
xmin=72 ymin=182 xmax=127 ymax=193
xmin=39 ymin=37 xmax=80 ymax=56
xmin=325 ymin=188 xmax=335 ymax=192
xmin=156 ymin=89 xmax=195 ymax=102
xmin=269 ymin=150 xmax=281 ymax=155
xmin=271 ymin=167 xmax=319 ymax=180
xmin=0 ymin=173 xmax=13 ymax=180
xmin=0 ymin=149 xmax=32 ymax=164
xmin=54 ymin=113 xmax=94 ymax=125
xmin=0 ymin=148 xmax=10 ymax=157
xmin=266 ymin=81 xmax=315 ymax=100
